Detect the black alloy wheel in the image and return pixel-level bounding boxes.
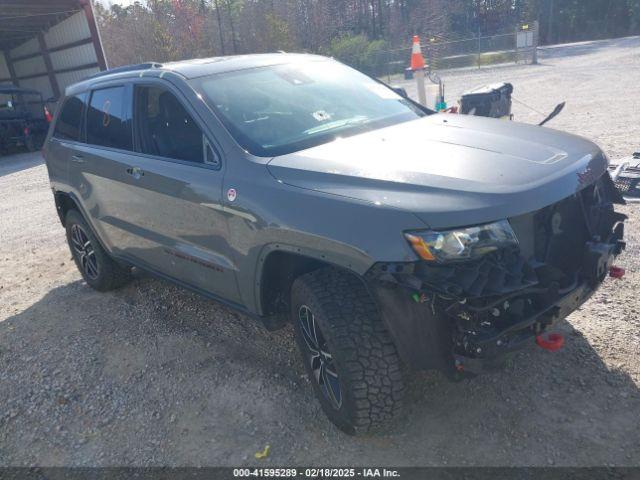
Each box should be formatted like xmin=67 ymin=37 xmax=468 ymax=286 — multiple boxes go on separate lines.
xmin=70 ymin=223 xmax=99 ymax=280
xmin=64 ymin=209 xmax=131 ymax=291
xmin=297 ymin=304 xmax=342 ymax=409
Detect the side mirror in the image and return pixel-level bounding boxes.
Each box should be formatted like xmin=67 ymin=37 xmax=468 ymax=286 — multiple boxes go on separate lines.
xmin=391 ymin=86 xmax=408 ymax=98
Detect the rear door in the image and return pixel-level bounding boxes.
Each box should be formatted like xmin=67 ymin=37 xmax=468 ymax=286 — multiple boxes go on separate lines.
xmin=118 ymin=81 xmax=241 ymax=303
xmin=66 ymin=82 xmax=140 ymax=252
xmin=48 ymin=92 xmax=87 ymax=190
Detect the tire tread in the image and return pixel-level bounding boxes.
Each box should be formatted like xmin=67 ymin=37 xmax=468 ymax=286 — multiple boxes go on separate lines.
xmin=293 ymin=267 xmax=404 ymax=433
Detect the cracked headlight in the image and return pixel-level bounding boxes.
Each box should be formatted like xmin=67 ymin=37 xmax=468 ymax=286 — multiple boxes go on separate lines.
xmin=404 ymin=219 xmax=518 ymax=262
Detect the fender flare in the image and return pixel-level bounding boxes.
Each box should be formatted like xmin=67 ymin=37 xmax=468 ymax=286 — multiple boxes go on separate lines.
xmin=53 ymin=189 xmax=113 ymax=255
xmin=253 ymin=241 xmax=372 ymax=317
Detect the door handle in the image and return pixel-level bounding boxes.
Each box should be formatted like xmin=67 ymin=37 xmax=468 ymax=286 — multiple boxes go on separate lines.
xmin=126 ymin=166 xmax=144 ymax=180
xmin=71 ymin=154 xmax=84 ymax=164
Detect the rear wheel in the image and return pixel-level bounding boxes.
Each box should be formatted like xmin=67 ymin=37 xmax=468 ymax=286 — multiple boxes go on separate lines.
xmin=65 ymin=210 xmax=131 ymax=291
xmin=291 ymin=267 xmax=404 ymax=434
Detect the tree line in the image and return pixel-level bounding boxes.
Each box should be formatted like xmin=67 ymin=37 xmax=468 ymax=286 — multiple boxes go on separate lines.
xmin=95 ymin=0 xmax=640 ymax=69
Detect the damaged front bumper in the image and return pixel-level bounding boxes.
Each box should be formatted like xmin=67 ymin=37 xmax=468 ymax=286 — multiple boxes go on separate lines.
xmin=366 ymin=173 xmax=626 ymax=376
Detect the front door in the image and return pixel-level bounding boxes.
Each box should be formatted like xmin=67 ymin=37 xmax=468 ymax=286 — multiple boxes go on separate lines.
xmin=120 ymin=83 xmax=241 ymax=303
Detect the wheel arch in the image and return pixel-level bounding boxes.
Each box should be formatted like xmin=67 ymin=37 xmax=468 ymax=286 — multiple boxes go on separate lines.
xmin=53 ymin=190 xmax=80 ymax=226
xmin=255 ymin=244 xmax=371 ymax=322
xmin=53 ymin=190 xmax=115 ymax=259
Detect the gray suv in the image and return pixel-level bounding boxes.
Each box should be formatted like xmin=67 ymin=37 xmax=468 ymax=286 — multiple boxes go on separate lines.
xmin=43 ymin=54 xmax=626 ymax=434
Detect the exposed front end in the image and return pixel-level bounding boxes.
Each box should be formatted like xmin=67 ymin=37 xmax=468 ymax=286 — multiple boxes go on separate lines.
xmin=367 ymin=172 xmax=626 ymax=376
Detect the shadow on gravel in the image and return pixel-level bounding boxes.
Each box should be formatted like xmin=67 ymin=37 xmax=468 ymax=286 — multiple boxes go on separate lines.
xmin=1 ymin=276 xmax=639 ymax=465
xmin=0 ymin=152 xmax=44 ymax=178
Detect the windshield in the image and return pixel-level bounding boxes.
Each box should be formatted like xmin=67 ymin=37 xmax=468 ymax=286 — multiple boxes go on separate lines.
xmin=191 ymin=59 xmax=427 ymax=156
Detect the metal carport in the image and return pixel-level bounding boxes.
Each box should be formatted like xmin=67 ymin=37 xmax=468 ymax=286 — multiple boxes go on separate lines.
xmin=0 ymin=0 xmax=107 ymax=104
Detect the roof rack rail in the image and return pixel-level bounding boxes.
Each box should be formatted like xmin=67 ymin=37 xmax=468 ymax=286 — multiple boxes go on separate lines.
xmin=87 ymin=62 xmax=164 ymax=80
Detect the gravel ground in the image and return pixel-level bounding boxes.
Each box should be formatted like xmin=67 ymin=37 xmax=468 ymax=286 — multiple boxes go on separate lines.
xmin=1 ymin=36 xmax=639 ymax=467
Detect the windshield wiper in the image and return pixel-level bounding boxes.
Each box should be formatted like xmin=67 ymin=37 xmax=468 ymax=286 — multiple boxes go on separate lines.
xmin=303 ymin=116 xmax=369 ymax=135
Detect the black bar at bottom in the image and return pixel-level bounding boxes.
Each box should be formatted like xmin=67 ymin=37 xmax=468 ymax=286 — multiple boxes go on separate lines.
xmin=0 ymin=467 xmax=639 ymax=480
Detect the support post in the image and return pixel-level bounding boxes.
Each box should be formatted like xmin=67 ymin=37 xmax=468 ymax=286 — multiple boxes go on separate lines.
xmin=415 ymin=69 xmax=426 ymax=107
xmin=532 ymin=20 xmax=539 ymax=64
xmin=80 ymin=0 xmax=108 ymax=70
xmin=4 ymin=50 xmax=19 ymax=87
xmin=38 ymin=33 xmax=61 ymax=99
xmin=410 ymin=36 xmax=427 ymax=107
xmin=386 ymin=50 xmax=391 ymax=84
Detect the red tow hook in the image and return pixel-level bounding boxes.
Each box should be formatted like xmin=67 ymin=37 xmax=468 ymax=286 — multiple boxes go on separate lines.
xmin=535 ymin=332 xmax=565 ymax=352
xmin=609 ymin=266 xmax=625 ymax=279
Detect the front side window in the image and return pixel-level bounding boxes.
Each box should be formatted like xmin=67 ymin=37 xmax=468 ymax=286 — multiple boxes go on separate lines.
xmin=190 ymin=59 xmax=427 ymax=157
xmin=53 ymin=94 xmax=86 ymax=141
xmin=134 ymin=85 xmax=208 ymax=164
xmin=86 ymin=86 xmax=132 ymax=150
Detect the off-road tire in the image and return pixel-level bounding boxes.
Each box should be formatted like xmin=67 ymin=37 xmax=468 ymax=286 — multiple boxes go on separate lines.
xmin=65 ymin=209 xmax=131 ymax=291
xmin=291 ymin=267 xmax=404 ymax=435
xmin=25 ymin=134 xmax=42 ymax=152
xmin=25 ymin=135 xmax=35 ymax=152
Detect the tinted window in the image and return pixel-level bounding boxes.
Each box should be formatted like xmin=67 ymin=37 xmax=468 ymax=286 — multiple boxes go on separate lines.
xmin=0 ymin=93 xmax=16 ymax=118
xmin=134 ymin=86 xmax=204 ymax=163
xmin=53 ymin=94 xmax=86 ymax=141
xmin=86 ymin=86 xmax=132 ymax=150
xmin=21 ymin=93 xmax=45 ymax=119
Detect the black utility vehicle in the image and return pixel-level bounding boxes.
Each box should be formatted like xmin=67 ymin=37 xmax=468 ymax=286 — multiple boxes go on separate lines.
xmin=0 ymin=85 xmax=51 ymax=154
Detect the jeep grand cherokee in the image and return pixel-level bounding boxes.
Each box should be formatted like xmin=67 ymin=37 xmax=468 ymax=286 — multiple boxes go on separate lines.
xmin=43 ymin=54 xmax=626 ymax=434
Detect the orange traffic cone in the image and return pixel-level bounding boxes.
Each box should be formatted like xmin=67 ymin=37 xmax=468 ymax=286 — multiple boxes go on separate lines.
xmin=410 ymin=35 xmax=425 ymax=71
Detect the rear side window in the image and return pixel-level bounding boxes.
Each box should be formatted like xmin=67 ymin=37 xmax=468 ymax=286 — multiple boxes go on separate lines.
xmin=86 ymin=86 xmax=132 ymax=150
xmin=53 ymin=94 xmax=86 ymax=141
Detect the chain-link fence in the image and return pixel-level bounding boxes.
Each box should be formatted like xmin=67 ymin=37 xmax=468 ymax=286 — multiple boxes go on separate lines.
xmin=366 ymin=22 xmax=539 ymax=81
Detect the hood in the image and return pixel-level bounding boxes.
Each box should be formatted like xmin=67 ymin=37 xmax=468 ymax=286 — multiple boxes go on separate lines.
xmin=266 ymin=114 xmax=608 ymax=229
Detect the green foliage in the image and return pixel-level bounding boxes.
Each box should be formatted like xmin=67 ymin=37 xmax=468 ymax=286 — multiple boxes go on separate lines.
xmin=95 ymin=0 xmax=640 ymax=69
xmin=327 ymin=34 xmax=389 ymax=76
xmin=265 ymin=13 xmax=294 ymax=52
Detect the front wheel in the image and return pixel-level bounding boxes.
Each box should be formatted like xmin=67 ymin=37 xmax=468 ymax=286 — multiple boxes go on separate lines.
xmin=291 ymin=267 xmax=404 ymax=435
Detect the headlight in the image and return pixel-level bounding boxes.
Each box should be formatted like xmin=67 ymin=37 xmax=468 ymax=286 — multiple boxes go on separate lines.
xmin=404 ymin=219 xmax=518 ymax=262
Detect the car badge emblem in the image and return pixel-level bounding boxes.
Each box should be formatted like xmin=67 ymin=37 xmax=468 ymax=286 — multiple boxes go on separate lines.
xmin=227 ymin=188 xmax=237 ymax=202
